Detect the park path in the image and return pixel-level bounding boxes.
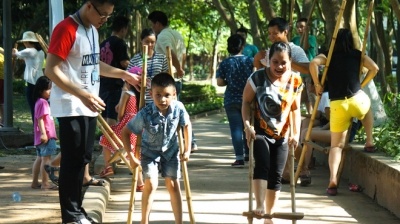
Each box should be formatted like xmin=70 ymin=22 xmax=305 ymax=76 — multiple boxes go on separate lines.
xmin=0 ymin=112 xmax=399 ymax=223
xmin=100 ymin=112 xmax=400 ymax=224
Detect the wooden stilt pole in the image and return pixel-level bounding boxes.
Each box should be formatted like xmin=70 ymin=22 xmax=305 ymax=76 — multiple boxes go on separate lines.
xmin=289 ymin=112 xmax=297 ymax=224
xmin=96 ymin=118 xmax=132 ymax=171
xmin=247 ymin=102 xmax=255 ymax=224
xmin=126 ymin=45 xmax=148 ymax=224
xmin=167 ymin=46 xmax=196 ymax=223
xmin=177 ymin=127 xmax=195 ymax=224
xmin=34 ymin=33 xmax=48 ymax=54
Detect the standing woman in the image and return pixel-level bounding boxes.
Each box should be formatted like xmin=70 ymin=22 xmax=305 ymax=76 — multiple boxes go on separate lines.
xmin=12 ymin=31 xmax=45 ymax=122
xmin=216 ymin=34 xmax=254 ymax=167
xmin=242 ymin=42 xmax=303 ymax=224
xmin=310 ymin=28 xmax=378 ymax=196
xmin=126 ymin=28 xmax=169 ymax=105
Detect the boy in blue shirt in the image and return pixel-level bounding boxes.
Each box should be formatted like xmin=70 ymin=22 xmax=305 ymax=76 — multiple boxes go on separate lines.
xmin=122 ymin=72 xmax=192 ymax=224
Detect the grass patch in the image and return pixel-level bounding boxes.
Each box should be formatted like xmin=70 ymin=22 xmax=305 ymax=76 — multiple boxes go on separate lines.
xmin=12 ymin=94 xmax=33 ymax=133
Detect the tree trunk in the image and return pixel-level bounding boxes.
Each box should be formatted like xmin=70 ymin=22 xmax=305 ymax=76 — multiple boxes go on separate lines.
xmin=374 ymin=0 xmax=392 ymax=78
xmin=396 ymin=20 xmax=400 ymax=93
xmin=189 ymin=54 xmax=194 ymax=80
xmin=389 ymin=0 xmax=400 ymax=21
xmin=208 ymin=26 xmax=222 ymax=81
xmin=247 ymin=0 xmax=262 ymax=48
xmin=186 ymin=26 xmax=193 ymax=80
xmin=320 ymin=0 xmax=341 ymax=44
xmin=343 ymin=0 xmax=361 ymax=50
xmin=281 ymin=0 xmax=288 ymax=24
xmin=301 ymin=0 xmax=314 ymax=18
xmin=371 ymin=15 xmax=389 ymax=96
xmin=212 ymin=0 xmax=238 ymax=32
xmin=257 ymin=0 xmax=275 ymax=21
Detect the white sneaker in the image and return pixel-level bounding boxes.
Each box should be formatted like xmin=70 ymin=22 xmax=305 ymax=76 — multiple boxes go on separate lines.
xmin=79 ymin=218 xmax=92 ymax=224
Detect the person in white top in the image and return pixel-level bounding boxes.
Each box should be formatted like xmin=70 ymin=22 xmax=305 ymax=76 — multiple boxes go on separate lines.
xmin=148 ymin=11 xmax=186 ymax=80
xmin=148 ymin=11 xmax=199 ymax=151
xmin=44 ymin=1 xmax=141 ymax=223
xmin=12 ymin=31 xmax=45 ymax=122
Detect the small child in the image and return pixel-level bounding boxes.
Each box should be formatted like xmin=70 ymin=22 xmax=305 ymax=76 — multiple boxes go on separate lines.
xmin=98 ymin=79 xmax=144 ymax=191
xmin=122 ymin=72 xmax=192 ymax=223
xmin=31 ymin=76 xmax=58 ymax=190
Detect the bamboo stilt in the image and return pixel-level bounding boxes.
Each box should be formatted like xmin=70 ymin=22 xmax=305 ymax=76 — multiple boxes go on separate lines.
xmin=167 ymin=46 xmax=196 ymax=223
xmin=126 ymin=45 xmax=148 ymax=224
xmin=96 ymin=119 xmax=132 ymax=171
xmin=289 ymin=112 xmax=296 ymax=224
xmin=247 ymin=102 xmax=255 ymax=224
xmin=34 ymin=33 xmax=48 ymax=54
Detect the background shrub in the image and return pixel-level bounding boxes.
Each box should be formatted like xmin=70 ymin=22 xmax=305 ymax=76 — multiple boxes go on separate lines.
xmin=13 ymin=79 xmax=25 ymax=95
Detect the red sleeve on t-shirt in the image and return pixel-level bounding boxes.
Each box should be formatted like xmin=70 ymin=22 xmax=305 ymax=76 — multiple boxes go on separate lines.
xmin=48 ymin=17 xmax=78 ymax=60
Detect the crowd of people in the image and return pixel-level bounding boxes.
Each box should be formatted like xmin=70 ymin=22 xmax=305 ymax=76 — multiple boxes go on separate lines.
xmin=4 ymin=0 xmax=380 ymax=223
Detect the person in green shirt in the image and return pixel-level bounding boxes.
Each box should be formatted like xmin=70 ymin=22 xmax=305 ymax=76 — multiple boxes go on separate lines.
xmin=236 ymin=26 xmax=259 ymax=57
xmin=292 ymin=17 xmax=318 ymax=115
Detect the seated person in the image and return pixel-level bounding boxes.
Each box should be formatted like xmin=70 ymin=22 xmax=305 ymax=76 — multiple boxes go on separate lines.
xmin=283 ymin=80 xmax=329 ymax=185
xmin=295 ymin=91 xmax=330 ymax=186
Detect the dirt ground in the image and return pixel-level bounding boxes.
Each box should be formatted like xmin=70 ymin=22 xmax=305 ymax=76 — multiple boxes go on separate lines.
xmin=0 ymin=146 xmax=102 ymax=224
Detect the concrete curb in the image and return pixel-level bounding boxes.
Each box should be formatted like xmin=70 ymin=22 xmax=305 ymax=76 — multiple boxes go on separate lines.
xmin=314 ymin=143 xmax=400 ymax=219
xmin=82 ymin=180 xmax=110 ymax=223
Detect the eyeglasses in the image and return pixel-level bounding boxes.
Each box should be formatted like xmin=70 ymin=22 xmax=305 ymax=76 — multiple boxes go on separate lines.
xmin=91 ymin=3 xmax=112 ymax=19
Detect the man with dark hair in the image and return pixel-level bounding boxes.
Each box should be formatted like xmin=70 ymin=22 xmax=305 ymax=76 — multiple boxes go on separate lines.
xmin=148 ymin=10 xmax=186 ymax=84
xmin=236 ymin=26 xmax=259 ymax=57
xmin=45 ymin=1 xmax=141 ymax=223
xmin=292 ymin=17 xmax=318 ymax=115
xmin=100 ymin=15 xmax=130 ymax=126
xmin=292 ymin=18 xmax=318 ymax=61
xmin=267 ymin=17 xmax=309 ymax=71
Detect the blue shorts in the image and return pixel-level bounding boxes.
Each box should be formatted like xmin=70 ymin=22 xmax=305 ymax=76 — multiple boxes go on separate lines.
xmin=141 ymin=151 xmax=180 ymax=180
xmin=36 ymin=138 xmax=57 ymax=157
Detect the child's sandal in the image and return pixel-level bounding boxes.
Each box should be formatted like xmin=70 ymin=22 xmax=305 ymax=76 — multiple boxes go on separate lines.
xmin=99 ymin=166 xmax=114 ymax=178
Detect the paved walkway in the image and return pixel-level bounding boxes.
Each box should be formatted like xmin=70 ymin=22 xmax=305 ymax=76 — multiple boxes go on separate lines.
xmin=0 ymin=112 xmax=399 ymax=224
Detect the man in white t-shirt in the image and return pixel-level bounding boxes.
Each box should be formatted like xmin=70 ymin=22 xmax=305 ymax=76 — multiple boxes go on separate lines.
xmin=45 ymin=1 xmax=141 ymax=223
xmin=148 ymin=11 xmax=186 ymax=80
xmin=148 ymin=11 xmax=198 ymax=151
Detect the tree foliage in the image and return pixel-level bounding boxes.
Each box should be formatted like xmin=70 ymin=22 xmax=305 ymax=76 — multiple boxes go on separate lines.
xmin=1 ymin=0 xmax=398 ymax=86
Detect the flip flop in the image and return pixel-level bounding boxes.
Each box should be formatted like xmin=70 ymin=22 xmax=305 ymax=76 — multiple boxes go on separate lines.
xmin=136 ymin=184 xmax=144 ymax=192
xmin=31 ymin=184 xmax=42 ymax=189
xmin=44 ymin=165 xmax=59 ymax=186
xmin=326 ymin=187 xmax=338 ymax=196
xmin=364 ymin=146 xmax=377 ymax=153
xmin=83 ymin=177 xmax=105 ymax=187
xmin=41 ymin=185 xmax=59 ymax=191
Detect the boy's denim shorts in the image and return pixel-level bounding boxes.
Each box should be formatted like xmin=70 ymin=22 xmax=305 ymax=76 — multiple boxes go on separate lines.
xmin=141 ymin=152 xmax=181 ymax=180
xmin=36 ymin=138 xmax=57 ymax=157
